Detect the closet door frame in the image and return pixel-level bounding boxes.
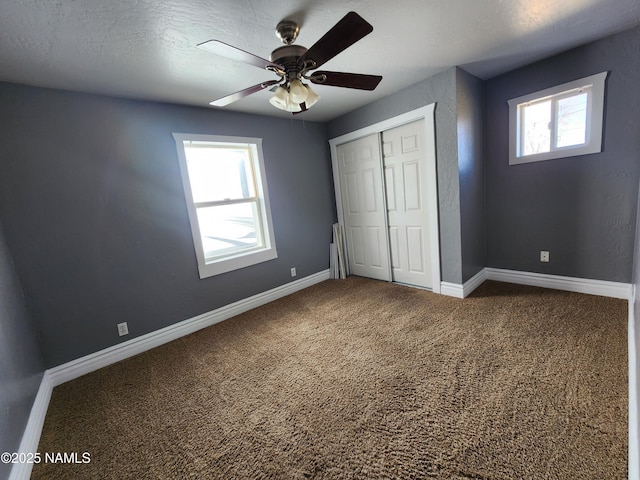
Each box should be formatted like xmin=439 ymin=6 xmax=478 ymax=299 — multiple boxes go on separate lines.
xmin=329 ymin=104 xmax=441 ymax=294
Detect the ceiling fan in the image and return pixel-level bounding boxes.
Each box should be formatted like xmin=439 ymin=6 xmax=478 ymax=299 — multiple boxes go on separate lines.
xmin=197 ymin=11 xmax=383 ymax=113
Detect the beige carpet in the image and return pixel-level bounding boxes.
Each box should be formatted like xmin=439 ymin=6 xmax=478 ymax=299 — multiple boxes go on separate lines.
xmin=32 ymin=278 xmax=627 ymax=479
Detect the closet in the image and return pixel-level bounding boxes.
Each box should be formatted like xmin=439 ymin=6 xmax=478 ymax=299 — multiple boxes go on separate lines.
xmin=330 ymin=106 xmax=439 ymax=290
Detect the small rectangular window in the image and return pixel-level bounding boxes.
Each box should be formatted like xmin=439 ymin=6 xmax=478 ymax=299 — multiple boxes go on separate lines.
xmin=173 ymin=134 xmax=277 ymax=278
xmin=508 ymin=72 xmax=607 ymax=165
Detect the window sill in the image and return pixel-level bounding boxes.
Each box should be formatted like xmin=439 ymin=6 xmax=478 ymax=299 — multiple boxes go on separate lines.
xmin=509 ymin=143 xmax=602 ymax=165
xmin=197 ymin=247 xmax=278 ymax=278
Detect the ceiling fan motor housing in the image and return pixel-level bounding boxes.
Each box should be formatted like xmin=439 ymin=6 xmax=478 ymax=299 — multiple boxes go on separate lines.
xmin=270 ymin=45 xmax=308 ymax=79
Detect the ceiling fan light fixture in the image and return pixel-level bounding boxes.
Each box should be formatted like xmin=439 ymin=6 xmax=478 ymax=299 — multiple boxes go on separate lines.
xmin=269 ymin=81 xmax=315 ymax=112
xmin=269 ymin=85 xmax=304 ymax=112
xmin=269 ymin=86 xmax=289 ymax=110
xmin=285 ymin=99 xmax=302 ymax=113
xmin=289 ymin=78 xmax=308 ymax=104
xmin=304 ymin=84 xmax=320 ymax=108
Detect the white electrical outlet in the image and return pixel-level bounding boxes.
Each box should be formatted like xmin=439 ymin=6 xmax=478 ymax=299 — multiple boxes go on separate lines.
xmin=117 ymin=322 xmax=129 ymax=336
xmin=290 ymin=267 xmax=297 ymax=277
xmin=540 ymin=251 xmax=550 ymax=262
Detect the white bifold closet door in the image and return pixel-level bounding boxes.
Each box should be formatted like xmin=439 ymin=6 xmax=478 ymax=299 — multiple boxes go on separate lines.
xmin=336 ymin=119 xmax=432 ymax=289
xmin=336 ymin=133 xmax=391 ymax=281
xmin=382 ymin=119 xmax=432 ymax=288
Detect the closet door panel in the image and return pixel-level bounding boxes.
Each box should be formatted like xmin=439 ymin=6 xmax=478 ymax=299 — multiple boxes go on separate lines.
xmin=336 ymin=135 xmax=390 ymax=281
xmin=382 ymin=119 xmax=432 ymax=288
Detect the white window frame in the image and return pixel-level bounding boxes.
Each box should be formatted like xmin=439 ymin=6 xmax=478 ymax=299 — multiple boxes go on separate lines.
xmin=508 ymin=71 xmax=608 ymax=165
xmin=173 ymin=133 xmax=277 ymax=278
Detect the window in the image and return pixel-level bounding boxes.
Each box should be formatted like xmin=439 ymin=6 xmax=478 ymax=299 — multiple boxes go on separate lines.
xmin=508 ymin=71 xmax=607 ymax=165
xmin=173 ymin=134 xmax=277 ymax=278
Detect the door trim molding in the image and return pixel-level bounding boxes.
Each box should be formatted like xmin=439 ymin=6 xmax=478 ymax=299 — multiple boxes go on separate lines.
xmin=329 ymin=104 xmax=441 ymax=293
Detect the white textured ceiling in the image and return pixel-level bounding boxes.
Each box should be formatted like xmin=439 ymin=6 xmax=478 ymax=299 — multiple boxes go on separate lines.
xmin=0 ymin=0 xmax=639 ymax=122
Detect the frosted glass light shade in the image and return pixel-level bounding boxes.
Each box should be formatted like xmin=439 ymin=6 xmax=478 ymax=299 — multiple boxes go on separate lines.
xmin=269 ymin=87 xmax=289 ymax=110
xmin=304 ymin=84 xmax=320 ymax=108
xmin=285 ymin=99 xmax=302 ymax=112
xmin=289 ymin=79 xmax=308 ymax=104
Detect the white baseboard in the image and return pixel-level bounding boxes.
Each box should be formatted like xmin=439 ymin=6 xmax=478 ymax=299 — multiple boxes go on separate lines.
xmin=8 ymin=372 xmax=54 ymax=480
xmin=485 ymin=267 xmax=632 ymax=300
xmin=440 ymin=269 xmax=487 ymax=299
xmin=463 ymin=269 xmax=487 ymax=297
xmin=439 ymin=282 xmax=463 ymax=298
xmin=9 ymin=270 xmax=330 ymax=480
xmin=629 ymin=286 xmax=639 ymax=480
xmin=442 ymin=268 xmax=633 ymax=300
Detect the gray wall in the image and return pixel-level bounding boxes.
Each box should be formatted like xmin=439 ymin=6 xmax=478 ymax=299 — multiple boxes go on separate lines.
xmin=0 ymin=82 xmax=336 ymax=368
xmin=456 ymin=68 xmax=485 ymax=283
xmin=328 ymin=67 xmax=463 ymax=284
xmin=0 ymin=219 xmax=44 ymax=480
xmin=484 ymin=26 xmax=640 ymax=283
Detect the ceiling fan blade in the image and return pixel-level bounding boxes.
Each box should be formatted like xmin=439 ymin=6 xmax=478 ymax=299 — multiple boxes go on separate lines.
xmin=310 ymin=71 xmax=382 ymax=90
xmin=197 ymin=40 xmax=281 ymax=71
xmin=298 ymin=12 xmax=373 ymax=69
xmin=210 ymin=80 xmax=280 ymax=107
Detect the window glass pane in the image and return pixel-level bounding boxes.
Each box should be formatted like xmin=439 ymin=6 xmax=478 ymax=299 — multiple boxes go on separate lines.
xmin=183 ymin=143 xmax=256 ymax=203
xmin=196 ymin=202 xmax=263 ymax=260
xmin=522 ymin=100 xmax=551 ymax=156
xmin=508 ymin=72 xmax=607 ymax=165
xmin=556 ymin=92 xmax=587 ymax=148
